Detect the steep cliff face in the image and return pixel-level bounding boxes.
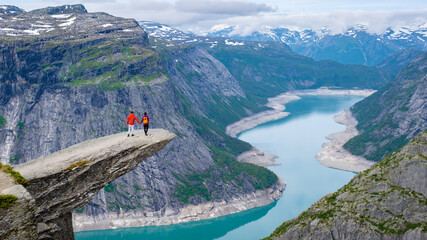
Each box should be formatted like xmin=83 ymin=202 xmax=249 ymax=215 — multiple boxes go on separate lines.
xmin=344 ymin=52 xmax=427 ymax=161
xmin=0 ymin=4 xmax=281 ymax=231
xmin=0 ymin=183 xmax=37 ymax=240
xmin=1 ymin=129 xmax=174 ymax=240
xmin=265 ymin=131 xmax=427 ymax=240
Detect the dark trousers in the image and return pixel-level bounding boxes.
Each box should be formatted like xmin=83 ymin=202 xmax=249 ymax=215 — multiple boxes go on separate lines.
xmin=144 ymin=124 xmax=149 ymax=134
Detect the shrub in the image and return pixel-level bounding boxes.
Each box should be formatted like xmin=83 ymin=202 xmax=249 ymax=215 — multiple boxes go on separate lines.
xmin=0 ymin=194 xmax=18 ymax=208
xmin=0 ymin=115 xmax=6 ymax=128
xmin=0 ymin=163 xmax=29 ymax=186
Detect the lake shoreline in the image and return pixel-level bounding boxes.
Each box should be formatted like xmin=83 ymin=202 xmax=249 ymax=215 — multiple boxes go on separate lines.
xmin=231 ymin=87 xmax=376 ymax=171
xmin=227 ymin=87 xmax=375 ymax=138
xmin=73 ymin=178 xmax=286 ymax=232
xmin=315 ymin=109 xmax=376 ymax=173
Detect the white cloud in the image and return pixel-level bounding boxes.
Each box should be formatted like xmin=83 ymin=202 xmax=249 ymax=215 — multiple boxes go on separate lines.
xmin=1 ymin=0 xmax=426 ymax=36
xmin=182 ymin=9 xmax=427 ymax=36
xmin=126 ymin=0 xmax=172 ymax=11
xmin=175 ymin=0 xmax=275 ymax=15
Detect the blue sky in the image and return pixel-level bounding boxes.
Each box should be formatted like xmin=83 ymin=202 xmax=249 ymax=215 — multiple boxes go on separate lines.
xmin=2 ymin=0 xmax=427 ymax=34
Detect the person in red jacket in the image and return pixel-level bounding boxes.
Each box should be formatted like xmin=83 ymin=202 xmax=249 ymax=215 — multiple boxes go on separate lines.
xmin=127 ymin=111 xmax=140 ymax=137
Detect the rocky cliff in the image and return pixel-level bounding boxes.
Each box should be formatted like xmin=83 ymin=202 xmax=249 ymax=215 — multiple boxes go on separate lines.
xmin=1 ymin=129 xmax=174 ymax=240
xmin=343 ymin=52 xmax=427 ymax=161
xmin=377 ymin=48 xmax=424 ymax=80
xmin=0 ymin=4 xmax=283 ymax=232
xmin=265 ymin=131 xmax=427 ymax=240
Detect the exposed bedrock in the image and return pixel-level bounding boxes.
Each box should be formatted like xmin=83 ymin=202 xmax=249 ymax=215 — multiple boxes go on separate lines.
xmin=1 ymin=129 xmax=174 ymax=240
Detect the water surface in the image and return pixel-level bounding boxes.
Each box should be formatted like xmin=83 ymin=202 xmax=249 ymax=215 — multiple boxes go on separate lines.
xmin=75 ymin=95 xmax=363 ymax=240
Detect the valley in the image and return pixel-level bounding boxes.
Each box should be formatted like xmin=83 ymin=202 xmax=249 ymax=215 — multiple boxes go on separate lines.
xmin=0 ymin=3 xmax=425 ymax=240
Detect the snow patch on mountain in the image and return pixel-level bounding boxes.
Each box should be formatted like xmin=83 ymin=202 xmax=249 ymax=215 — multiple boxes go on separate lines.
xmin=51 ymin=14 xmax=72 ymax=19
xmin=58 ymin=16 xmax=76 ymax=27
xmin=210 ymin=24 xmax=232 ymax=32
xmin=225 ymin=39 xmax=244 ymax=46
xmin=205 ymin=23 xmax=427 ymax=50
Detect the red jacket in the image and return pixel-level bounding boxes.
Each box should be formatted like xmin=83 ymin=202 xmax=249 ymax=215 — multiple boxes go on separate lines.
xmin=127 ymin=113 xmax=140 ymax=125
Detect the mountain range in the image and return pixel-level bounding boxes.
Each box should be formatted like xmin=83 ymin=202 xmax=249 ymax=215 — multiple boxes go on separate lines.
xmin=0 ymin=4 xmax=425 ymax=240
xmin=140 ymin=21 xmax=427 ymax=66
xmin=140 ymin=21 xmax=398 ymax=97
xmin=206 ymin=24 xmax=427 ymax=66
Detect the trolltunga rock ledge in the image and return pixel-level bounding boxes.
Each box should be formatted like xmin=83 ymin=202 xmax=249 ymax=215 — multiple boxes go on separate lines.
xmin=9 ymin=129 xmax=175 ymax=240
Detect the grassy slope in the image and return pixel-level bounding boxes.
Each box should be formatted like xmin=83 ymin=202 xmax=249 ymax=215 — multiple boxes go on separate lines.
xmin=344 ymin=52 xmax=427 ymax=161
xmin=169 ymin=61 xmax=279 ymax=204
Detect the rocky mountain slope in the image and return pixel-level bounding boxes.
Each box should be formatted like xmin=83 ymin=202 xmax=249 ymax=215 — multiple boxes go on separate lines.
xmin=0 ymin=4 xmax=282 ymax=232
xmin=377 ymin=48 xmax=424 ymax=80
xmin=343 ymin=52 xmax=427 ymax=161
xmin=265 ymin=131 xmax=427 ymax=240
xmin=206 ymin=24 xmax=427 ymax=66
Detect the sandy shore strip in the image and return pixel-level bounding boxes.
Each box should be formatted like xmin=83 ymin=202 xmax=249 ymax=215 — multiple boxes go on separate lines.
xmin=290 ymin=87 xmax=375 ymax=97
xmin=315 ymin=109 xmax=376 ymax=173
xmin=73 ymin=177 xmax=286 ymax=231
xmin=226 ymin=87 xmax=376 ymax=138
xmin=228 ymin=87 xmax=376 ymax=168
xmin=226 ymin=93 xmax=301 ymax=138
xmin=237 ymin=147 xmax=280 ymax=167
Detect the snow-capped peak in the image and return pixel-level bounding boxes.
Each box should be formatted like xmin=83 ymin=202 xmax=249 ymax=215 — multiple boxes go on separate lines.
xmin=210 ymin=24 xmax=233 ymax=32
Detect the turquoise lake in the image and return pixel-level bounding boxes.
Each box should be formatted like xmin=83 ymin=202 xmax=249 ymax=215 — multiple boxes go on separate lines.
xmin=75 ymin=95 xmax=364 ymax=240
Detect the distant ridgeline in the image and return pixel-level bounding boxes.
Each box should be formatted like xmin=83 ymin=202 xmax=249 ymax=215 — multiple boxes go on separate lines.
xmin=344 ymin=52 xmax=427 ymax=161
xmin=204 ymin=24 xmax=427 ymax=66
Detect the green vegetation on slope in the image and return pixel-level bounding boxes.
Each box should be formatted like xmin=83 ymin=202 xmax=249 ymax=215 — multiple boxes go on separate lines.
xmin=1 ymin=36 xmax=167 ymax=89
xmin=175 ymin=87 xmax=252 ymax=155
xmin=0 ymin=115 xmax=6 ymax=128
xmin=265 ymin=132 xmax=427 ymax=239
xmin=0 ymin=163 xmax=29 ymax=187
xmin=171 ymin=90 xmax=277 ymax=204
xmin=208 ymin=44 xmax=389 ymax=99
xmin=174 ymin=146 xmax=278 ymax=204
xmin=0 ymin=195 xmax=18 ymax=209
xmin=62 ymin=41 xmax=165 ymax=89
xmin=65 ymin=160 xmax=90 ymax=171
xmin=344 ymin=52 xmax=426 ymax=161
xmin=163 ymin=47 xmax=281 ymax=204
